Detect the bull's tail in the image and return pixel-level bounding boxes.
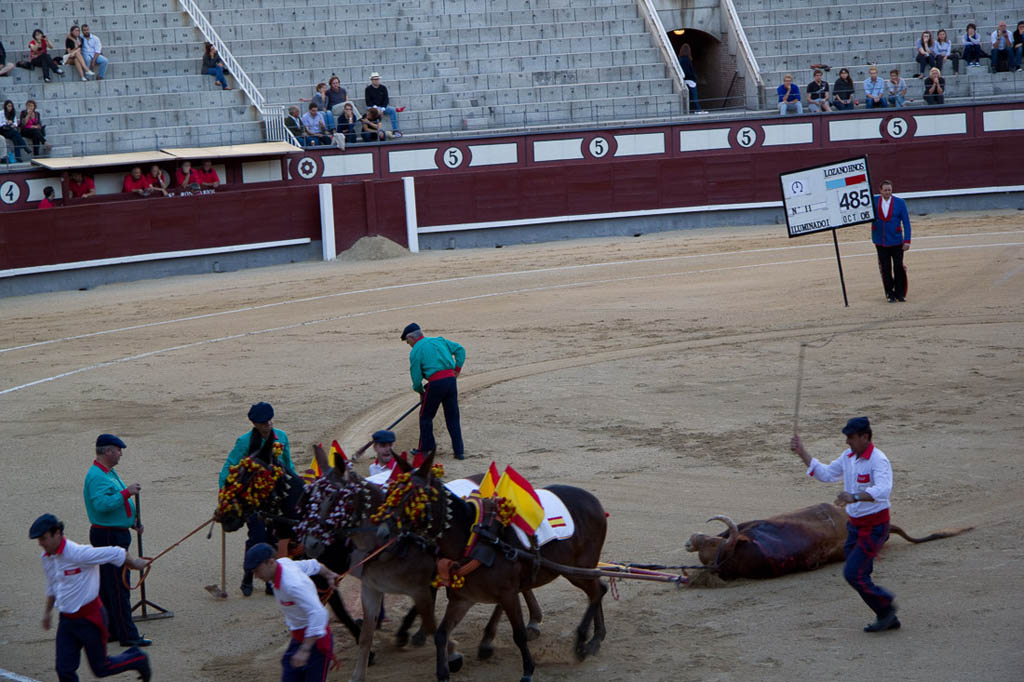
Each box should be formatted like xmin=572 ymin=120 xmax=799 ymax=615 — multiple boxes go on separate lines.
xmin=889 ymin=525 xmax=973 ymax=544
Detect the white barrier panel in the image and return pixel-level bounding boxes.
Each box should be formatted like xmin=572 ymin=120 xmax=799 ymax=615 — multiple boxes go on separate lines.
xmin=319 ymin=183 xmax=336 ymax=261
xmin=403 ymin=176 xmax=420 ymax=253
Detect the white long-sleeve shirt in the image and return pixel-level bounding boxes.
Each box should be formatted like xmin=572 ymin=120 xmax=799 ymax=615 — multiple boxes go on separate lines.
xmin=81 ymin=34 xmax=102 ymax=62
xmin=41 ymin=538 xmax=126 ymax=614
xmin=806 ymin=444 xmax=893 ymax=518
xmin=271 ymin=558 xmax=328 ymax=637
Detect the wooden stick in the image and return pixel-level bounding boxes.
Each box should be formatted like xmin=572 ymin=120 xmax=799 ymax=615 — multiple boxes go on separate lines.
xmin=220 ymin=525 xmax=226 ymax=596
xmin=794 ymin=342 xmax=807 ymax=434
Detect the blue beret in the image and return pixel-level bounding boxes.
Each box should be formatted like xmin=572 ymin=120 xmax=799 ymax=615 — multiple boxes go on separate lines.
xmin=841 ymin=417 xmax=871 ymax=435
xmin=372 ymin=430 xmax=396 ymax=443
xmin=96 ymin=433 xmax=127 ymax=449
xmin=243 ymin=542 xmax=276 ymax=571
xmin=400 ymin=323 xmax=421 ymax=340
xmin=247 ymin=402 xmax=274 ymax=424
xmin=29 ymin=513 xmax=62 ymax=539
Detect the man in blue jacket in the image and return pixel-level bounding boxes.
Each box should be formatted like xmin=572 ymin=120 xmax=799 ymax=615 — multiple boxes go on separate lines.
xmin=402 ymin=323 xmax=466 ymax=459
xmin=871 ymin=180 xmax=911 ymax=302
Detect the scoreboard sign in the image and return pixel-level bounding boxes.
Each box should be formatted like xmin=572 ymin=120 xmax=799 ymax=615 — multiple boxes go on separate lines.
xmin=780 ymin=157 xmax=875 ymax=238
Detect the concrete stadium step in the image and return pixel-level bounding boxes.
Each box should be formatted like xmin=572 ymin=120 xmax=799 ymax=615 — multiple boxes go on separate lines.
xmin=45 ymin=120 xmax=265 ymax=156
xmin=196 ymin=0 xmax=628 ymax=10
xmin=1 ymin=71 xmax=252 ymax=97
xmin=0 ymin=11 xmax=191 ymax=39
xmin=201 ymin=4 xmax=637 ymax=26
xmin=746 ymin=18 xmax=952 ymax=51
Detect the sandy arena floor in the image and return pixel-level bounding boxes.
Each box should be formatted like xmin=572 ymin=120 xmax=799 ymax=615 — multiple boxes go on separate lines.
xmin=1 ymin=211 xmax=1022 ymax=682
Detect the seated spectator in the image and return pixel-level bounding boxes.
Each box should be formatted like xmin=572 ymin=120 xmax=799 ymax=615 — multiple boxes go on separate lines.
xmin=884 ymin=69 xmax=907 ymax=108
xmin=863 ymin=67 xmax=886 ymax=108
xmin=361 ymin=107 xmax=386 ymax=142
xmin=67 ymin=170 xmax=96 ymax=198
xmin=301 ymin=103 xmax=332 ymax=146
xmin=29 ymin=29 xmax=64 ymax=83
xmin=122 ymin=166 xmax=152 ymax=195
xmin=284 ymin=106 xmax=312 ymax=146
xmin=677 ymin=43 xmax=703 ymax=113
xmin=19 ymin=99 xmax=47 ymax=156
xmin=338 ymin=102 xmax=360 ymax=144
xmin=0 ymin=39 xmax=15 ymax=77
xmin=365 ymin=72 xmax=403 ymax=137
xmin=1013 ymin=21 xmax=1024 ymax=72
xmin=963 ymin=23 xmax=988 ymax=68
xmin=931 ymin=28 xmax=952 ymax=73
xmin=923 ymin=67 xmax=945 ymax=105
xmin=300 ymin=83 xmax=336 ymax=132
xmin=80 ymin=24 xmax=107 ymax=80
xmin=175 ymin=160 xmax=200 ymax=188
xmin=776 ymin=74 xmax=802 ymax=115
xmin=1 ymin=100 xmax=30 ymax=162
xmin=146 ymin=165 xmax=168 ymax=195
xmin=202 ymin=42 xmax=231 ymax=90
xmin=326 ymin=75 xmax=358 ymax=118
xmin=39 ymin=186 xmax=55 ymax=209
xmin=196 ymin=160 xmax=221 ymax=189
xmin=991 ymin=21 xmax=1012 ymax=72
xmin=914 ymin=31 xmax=936 ymax=77
xmin=831 ymin=68 xmax=856 ymax=110
xmin=806 ymin=69 xmax=831 ymax=112
xmin=64 ymin=25 xmax=92 ymax=82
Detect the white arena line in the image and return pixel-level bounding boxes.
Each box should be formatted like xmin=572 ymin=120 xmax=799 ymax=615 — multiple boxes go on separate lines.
xmin=0 ymin=668 xmax=43 ymax=682
xmin=2 ymin=239 xmax=1021 ymax=398
xmin=1 ymin=230 xmax=1020 ymax=356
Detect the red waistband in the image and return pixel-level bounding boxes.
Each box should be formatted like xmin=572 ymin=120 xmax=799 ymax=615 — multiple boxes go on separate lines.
xmin=428 ymin=369 xmax=457 ymax=382
xmin=290 ymin=625 xmax=336 ymax=667
xmin=61 ymin=597 xmax=108 ymax=643
xmin=848 ymin=507 xmax=890 ymax=527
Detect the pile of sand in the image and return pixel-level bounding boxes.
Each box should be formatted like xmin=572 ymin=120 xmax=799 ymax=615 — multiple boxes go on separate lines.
xmin=338 ymin=235 xmax=410 ymax=261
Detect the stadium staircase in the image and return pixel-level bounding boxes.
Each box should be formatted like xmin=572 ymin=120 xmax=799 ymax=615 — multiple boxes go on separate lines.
xmin=733 ymin=0 xmax=1023 ymax=106
xmin=197 ymin=0 xmax=686 ymax=136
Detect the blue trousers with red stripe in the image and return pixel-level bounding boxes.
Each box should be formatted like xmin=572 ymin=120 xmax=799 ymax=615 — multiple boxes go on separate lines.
xmin=89 ymin=526 xmax=140 ymax=643
xmin=56 ymin=613 xmax=148 ymax=681
xmin=843 ymin=521 xmax=895 ymax=616
xmin=280 ymin=632 xmax=332 ymax=682
xmin=419 ymin=376 xmax=464 ymax=456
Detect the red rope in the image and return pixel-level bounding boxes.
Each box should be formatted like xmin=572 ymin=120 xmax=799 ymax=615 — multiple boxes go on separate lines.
xmin=318 ymin=538 xmax=396 ymax=604
xmin=121 ymin=517 xmax=216 ymax=590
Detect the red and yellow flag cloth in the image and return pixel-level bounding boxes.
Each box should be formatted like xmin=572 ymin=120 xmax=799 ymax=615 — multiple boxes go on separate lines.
xmin=303 ymin=440 xmax=346 ymax=484
xmin=489 ymin=464 xmax=544 ymax=536
xmin=478 ymin=461 xmax=500 ymax=498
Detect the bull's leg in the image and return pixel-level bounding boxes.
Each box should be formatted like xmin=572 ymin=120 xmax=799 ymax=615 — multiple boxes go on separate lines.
xmin=477 ymin=604 xmax=503 ymax=660
xmin=434 ymin=595 xmax=473 ymax=681
xmin=499 ymin=590 xmax=536 ymax=682
xmin=523 ymin=588 xmax=543 ymax=640
xmin=350 ymin=583 xmax=383 ymax=682
xmin=566 ymin=577 xmax=608 ymax=660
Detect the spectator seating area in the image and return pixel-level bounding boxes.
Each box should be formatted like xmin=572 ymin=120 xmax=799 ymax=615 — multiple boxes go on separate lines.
xmin=735 ymin=0 xmax=1023 ymax=107
xmin=0 ymin=0 xmax=264 ymax=158
xmin=199 ymin=0 xmax=685 ymax=135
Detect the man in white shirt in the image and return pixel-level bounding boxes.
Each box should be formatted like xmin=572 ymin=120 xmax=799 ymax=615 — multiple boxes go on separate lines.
xmin=80 ymin=24 xmax=108 ymax=80
xmin=991 ymin=21 xmax=1012 ymax=72
xmin=245 ymin=543 xmax=340 ymax=680
xmin=31 ymin=513 xmax=151 ymax=681
xmin=790 ymin=417 xmax=900 ymax=633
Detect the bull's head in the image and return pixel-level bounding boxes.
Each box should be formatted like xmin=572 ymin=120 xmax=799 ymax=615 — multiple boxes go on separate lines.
xmin=686 ymin=515 xmax=740 ymax=572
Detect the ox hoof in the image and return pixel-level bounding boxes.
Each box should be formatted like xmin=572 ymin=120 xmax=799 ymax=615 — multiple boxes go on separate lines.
xmin=395 ymin=631 xmax=409 ymax=647
xmin=526 ymin=622 xmax=541 ymax=641
xmin=448 ymin=653 xmax=464 ymax=673
xmin=477 ymin=642 xmax=494 ymax=660
xmin=411 ymin=631 xmax=427 ymax=647
xmin=368 ymin=651 xmax=376 ymax=667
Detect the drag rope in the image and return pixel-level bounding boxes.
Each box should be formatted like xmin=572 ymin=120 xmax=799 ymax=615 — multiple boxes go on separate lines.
xmin=122 ymin=517 xmax=216 ymax=589
xmin=318 ymin=538 xmax=397 ymax=605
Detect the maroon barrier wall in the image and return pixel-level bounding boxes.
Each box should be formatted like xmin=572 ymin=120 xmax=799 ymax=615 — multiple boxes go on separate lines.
xmin=331 ymin=180 xmax=408 ymax=253
xmin=0 ymin=185 xmax=320 ymax=271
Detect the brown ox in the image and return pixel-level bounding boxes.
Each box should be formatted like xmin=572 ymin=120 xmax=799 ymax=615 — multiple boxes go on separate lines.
xmin=685 ymin=502 xmax=972 ymax=581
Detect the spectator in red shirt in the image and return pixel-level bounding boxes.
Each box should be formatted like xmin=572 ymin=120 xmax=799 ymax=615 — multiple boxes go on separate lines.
xmin=196 ymin=160 xmax=221 ymax=189
xmin=67 ymin=171 xmax=96 ymax=198
xmin=39 ymin=186 xmax=55 ymax=208
xmin=122 ymin=166 xmax=151 ymax=195
xmin=146 ymin=164 xmax=168 ymax=196
xmin=175 ymin=160 xmax=199 ymax=189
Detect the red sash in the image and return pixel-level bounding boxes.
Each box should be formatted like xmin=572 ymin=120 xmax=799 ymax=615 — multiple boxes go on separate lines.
xmin=290 ymin=624 xmax=337 ymax=670
xmin=428 ymin=369 xmax=457 ymax=382
xmin=63 ymin=596 xmax=108 ymax=644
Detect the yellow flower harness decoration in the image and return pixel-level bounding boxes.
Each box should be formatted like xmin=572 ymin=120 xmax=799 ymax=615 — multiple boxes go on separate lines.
xmin=216 ymin=454 xmax=284 ymax=520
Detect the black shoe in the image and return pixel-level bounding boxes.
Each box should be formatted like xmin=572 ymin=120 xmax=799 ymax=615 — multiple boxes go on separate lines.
xmin=887 ymin=296 xmax=896 ymax=303
xmin=265 ymin=582 xmax=274 ymax=596
xmin=241 ymin=581 xmax=253 ymax=596
xmin=896 ymin=297 xmax=905 ymax=302
xmin=454 ymin=453 xmax=465 ymax=460
xmin=136 ymin=650 xmax=152 ymax=681
xmin=864 ymin=607 xmax=900 ymax=632
xmin=119 ymin=636 xmax=152 ymax=647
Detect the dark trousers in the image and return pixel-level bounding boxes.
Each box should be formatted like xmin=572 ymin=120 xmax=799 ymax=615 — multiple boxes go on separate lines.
xmin=281 ymin=632 xmax=332 ymax=682
xmin=31 ymin=53 xmax=60 ymax=79
xmin=21 ymin=127 xmax=45 ymax=155
xmin=843 ymin=522 xmax=895 ymax=616
xmin=915 ymin=52 xmax=935 ymax=74
xmin=242 ymin=513 xmax=274 ymax=583
xmin=89 ymin=526 xmax=140 ymax=643
xmin=875 ymin=244 xmax=907 ymax=300
xmin=56 ymin=613 xmax=148 ymax=682
xmin=1 ymin=127 xmax=29 ymax=160
xmin=418 ymin=376 xmax=464 ymax=456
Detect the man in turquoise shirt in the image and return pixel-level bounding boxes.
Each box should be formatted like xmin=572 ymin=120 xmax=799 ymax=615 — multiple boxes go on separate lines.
xmin=220 ymin=401 xmax=296 ymax=596
xmin=84 ymin=433 xmax=150 ymax=648
xmin=401 ymin=323 xmax=466 ymax=459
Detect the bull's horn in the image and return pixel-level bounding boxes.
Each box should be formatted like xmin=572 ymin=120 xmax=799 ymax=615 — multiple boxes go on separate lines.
xmin=707 ymin=515 xmax=739 ymax=536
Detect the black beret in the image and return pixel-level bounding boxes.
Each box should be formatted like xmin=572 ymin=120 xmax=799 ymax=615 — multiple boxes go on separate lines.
xmin=29 ymin=513 xmax=62 ymax=539
xmin=841 ymin=416 xmax=871 ymax=435
xmin=96 ymin=433 xmax=127 ymax=449
xmin=400 ymin=323 xmax=421 ymax=340
xmin=247 ymin=402 xmax=274 ymax=424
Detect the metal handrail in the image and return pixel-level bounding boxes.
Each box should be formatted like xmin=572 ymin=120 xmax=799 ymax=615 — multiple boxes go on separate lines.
xmin=635 ymin=0 xmax=690 ymax=114
xmin=178 ymin=0 xmax=301 ymax=147
xmin=721 ymin=0 xmax=765 ymax=109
